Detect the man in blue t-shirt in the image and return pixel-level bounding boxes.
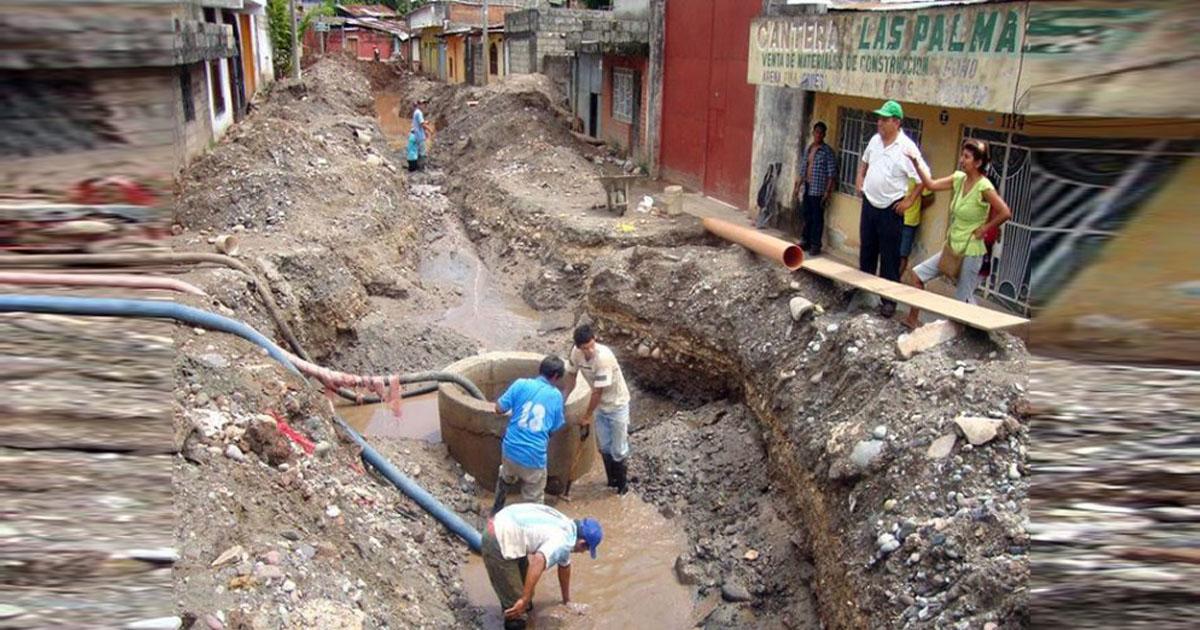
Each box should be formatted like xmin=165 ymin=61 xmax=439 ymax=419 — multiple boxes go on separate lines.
xmin=492 ymin=355 xmax=567 ymax=514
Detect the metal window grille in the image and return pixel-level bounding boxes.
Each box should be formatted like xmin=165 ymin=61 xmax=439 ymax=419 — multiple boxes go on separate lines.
xmin=961 ymin=128 xmax=1192 ymax=316
xmin=612 ymin=68 xmax=634 ymax=124
xmin=835 ymin=107 xmax=923 ymax=195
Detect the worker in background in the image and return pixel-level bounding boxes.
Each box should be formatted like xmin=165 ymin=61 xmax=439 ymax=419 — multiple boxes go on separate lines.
xmin=796 ymin=120 xmax=837 ymax=256
xmin=566 ymin=324 xmax=631 ymax=495
xmin=483 ymin=503 xmax=603 ymax=629
xmin=855 ymin=100 xmax=927 ymax=318
xmin=406 ymin=128 xmax=421 ymax=172
xmin=409 ymin=98 xmax=431 ymax=166
xmin=492 ymin=356 xmax=568 ymax=514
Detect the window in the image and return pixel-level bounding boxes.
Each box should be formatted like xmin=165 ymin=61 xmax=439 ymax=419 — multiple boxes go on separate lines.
xmin=179 ymin=65 xmax=195 ymax=122
xmin=209 ymin=60 xmax=225 ymax=116
xmin=612 ymin=68 xmax=634 ymax=124
xmin=834 ymin=107 xmax=924 ymax=195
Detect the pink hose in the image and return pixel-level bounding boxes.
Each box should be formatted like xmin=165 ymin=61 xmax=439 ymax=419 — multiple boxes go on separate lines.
xmin=0 ymin=271 xmax=207 ymax=296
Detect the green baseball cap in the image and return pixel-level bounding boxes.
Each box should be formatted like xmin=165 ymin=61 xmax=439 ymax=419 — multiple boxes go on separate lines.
xmin=874 ymin=100 xmax=904 ymax=119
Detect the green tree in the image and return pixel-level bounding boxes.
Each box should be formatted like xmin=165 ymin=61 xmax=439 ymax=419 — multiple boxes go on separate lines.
xmin=299 ymin=0 xmax=336 ymax=36
xmin=266 ymin=0 xmax=294 ymax=78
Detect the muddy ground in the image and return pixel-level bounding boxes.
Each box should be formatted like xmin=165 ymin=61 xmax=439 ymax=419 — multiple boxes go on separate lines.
xmin=0 ymin=57 xmax=1039 ymax=628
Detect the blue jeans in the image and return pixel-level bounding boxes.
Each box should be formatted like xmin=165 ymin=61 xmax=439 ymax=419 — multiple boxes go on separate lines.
xmin=594 ymin=404 xmax=630 ymax=462
xmin=801 ymin=194 xmax=825 ymax=251
xmin=899 ymin=225 xmax=918 ymax=258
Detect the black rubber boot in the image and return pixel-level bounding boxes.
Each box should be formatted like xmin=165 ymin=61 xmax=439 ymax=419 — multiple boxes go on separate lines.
xmin=601 ymin=453 xmax=618 ymax=488
xmin=613 ymin=458 xmax=629 ymax=495
xmin=492 ymin=477 xmax=510 ymax=515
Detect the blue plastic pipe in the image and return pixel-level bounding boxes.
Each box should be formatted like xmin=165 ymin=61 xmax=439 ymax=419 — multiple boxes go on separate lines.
xmin=0 ymin=294 xmax=483 ymax=553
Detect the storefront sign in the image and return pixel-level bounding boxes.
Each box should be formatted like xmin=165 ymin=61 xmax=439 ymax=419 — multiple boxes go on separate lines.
xmin=748 ymin=1 xmax=1200 ymax=117
xmin=749 ymin=4 xmax=1025 ymax=111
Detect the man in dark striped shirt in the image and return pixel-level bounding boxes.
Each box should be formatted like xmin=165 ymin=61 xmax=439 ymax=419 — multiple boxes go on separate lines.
xmin=797 ymin=121 xmax=838 ymax=256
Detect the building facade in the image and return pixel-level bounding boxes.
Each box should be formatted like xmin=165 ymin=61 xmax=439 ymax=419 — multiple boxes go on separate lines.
xmin=746 ymin=0 xmax=1199 ymax=360
xmin=1 ymin=1 xmax=240 ymax=191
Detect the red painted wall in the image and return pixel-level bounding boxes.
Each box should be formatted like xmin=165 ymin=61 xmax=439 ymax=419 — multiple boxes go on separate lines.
xmin=600 ymin=54 xmax=649 ymax=164
xmin=303 ymin=27 xmax=397 ymax=61
xmin=659 ymin=0 xmax=757 ymax=209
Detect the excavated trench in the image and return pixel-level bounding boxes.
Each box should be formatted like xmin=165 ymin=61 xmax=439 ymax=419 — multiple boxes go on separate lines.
xmin=285 ymin=78 xmax=1030 ymax=629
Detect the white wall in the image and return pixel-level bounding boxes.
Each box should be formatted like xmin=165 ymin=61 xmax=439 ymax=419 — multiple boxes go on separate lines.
xmin=207 ymin=58 xmax=234 ymax=138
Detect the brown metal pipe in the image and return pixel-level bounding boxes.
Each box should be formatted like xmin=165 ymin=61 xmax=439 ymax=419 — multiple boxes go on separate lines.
xmin=0 ymin=271 xmax=207 ymax=296
xmin=702 ymin=217 xmax=804 ymax=270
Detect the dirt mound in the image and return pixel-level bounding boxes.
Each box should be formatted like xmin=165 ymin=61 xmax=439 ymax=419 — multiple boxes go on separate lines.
xmin=175 ymin=57 xmax=400 ymax=233
xmin=421 ymin=73 xmax=607 ymax=207
xmin=173 ymin=331 xmax=482 ymax=628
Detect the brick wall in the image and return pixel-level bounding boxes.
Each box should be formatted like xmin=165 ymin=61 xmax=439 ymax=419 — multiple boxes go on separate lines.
xmin=600 ymin=54 xmax=649 ymax=163
xmin=507 ymin=37 xmax=534 ymax=74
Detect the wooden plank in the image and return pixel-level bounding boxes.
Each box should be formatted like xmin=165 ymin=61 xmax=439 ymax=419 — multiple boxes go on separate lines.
xmin=801 ymin=255 xmax=1029 ymax=332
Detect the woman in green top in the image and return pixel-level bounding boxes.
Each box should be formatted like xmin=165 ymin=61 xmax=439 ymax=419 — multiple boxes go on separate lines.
xmin=901 ymin=139 xmax=1012 ymax=329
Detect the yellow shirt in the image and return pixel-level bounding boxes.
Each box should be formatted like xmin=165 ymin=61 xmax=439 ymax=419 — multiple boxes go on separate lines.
xmin=903 ymin=179 xmax=934 ymax=227
xmin=948 ymin=171 xmax=995 ymax=256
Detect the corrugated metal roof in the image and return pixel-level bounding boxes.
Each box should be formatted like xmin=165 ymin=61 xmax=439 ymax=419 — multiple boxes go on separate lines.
xmin=825 ymin=0 xmax=1000 ymax=11
xmin=338 ymin=3 xmax=399 ymax=18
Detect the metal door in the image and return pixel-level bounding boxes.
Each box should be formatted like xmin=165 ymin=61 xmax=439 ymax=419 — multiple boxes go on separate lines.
xmin=660 ymin=0 xmax=756 ymax=208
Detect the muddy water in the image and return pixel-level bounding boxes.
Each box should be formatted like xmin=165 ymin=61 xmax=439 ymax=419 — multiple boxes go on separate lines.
xmin=417 ymin=246 xmax=540 ymax=351
xmin=337 ymin=392 xmax=442 ymax=442
xmin=461 ymin=465 xmax=695 ymax=629
xmin=372 ymin=88 xmax=690 ymax=626
xmin=374 ymin=93 xmax=408 ymax=150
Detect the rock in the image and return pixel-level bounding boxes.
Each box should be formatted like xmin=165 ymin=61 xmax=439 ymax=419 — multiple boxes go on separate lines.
xmin=884 ymin=498 xmax=898 ymax=512
xmin=255 ymin=564 xmax=284 ymax=580
xmin=125 ymin=618 xmax=182 ymax=630
xmin=0 ymin=605 xmax=26 ymax=620
xmin=314 ymin=441 xmax=334 ymax=457
xmin=953 ymin=416 xmax=1002 ymax=446
xmin=326 ymin=505 xmax=342 ymax=518
xmin=636 ymin=343 xmax=651 ymax=357
xmin=198 ymin=353 xmax=230 ymax=369
xmin=927 ymin=433 xmax=957 ymax=459
xmin=872 ymin=425 xmax=888 ymax=439
xmin=789 ymin=296 xmax=815 ymax=321
xmin=282 ymin=579 xmax=296 ymax=592
xmin=203 ymin=614 xmax=225 ymax=630
xmin=877 ymin=533 xmax=900 ymax=554
xmin=365 ymin=154 xmax=383 ymax=166
xmin=211 ymin=545 xmax=244 ymax=567
xmin=264 ymin=550 xmax=282 ymax=565
xmin=296 ymin=599 xmax=364 ymax=630
xmin=897 ymin=320 xmax=960 ymax=359
xmin=720 ymin=581 xmax=753 ymax=603
xmin=651 ymin=347 xmax=663 ymax=359
xmin=743 ymin=549 xmax=760 ymax=561
xmin=850 ymin=439 xmax=885 ymax=471
xmin=674 ymin=554 xmax=702 ymax=585
xmin=224 ymin=444 xmax=245 ymax=462
xmin=1008 ymin=463 xmax=1021 ymax=480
